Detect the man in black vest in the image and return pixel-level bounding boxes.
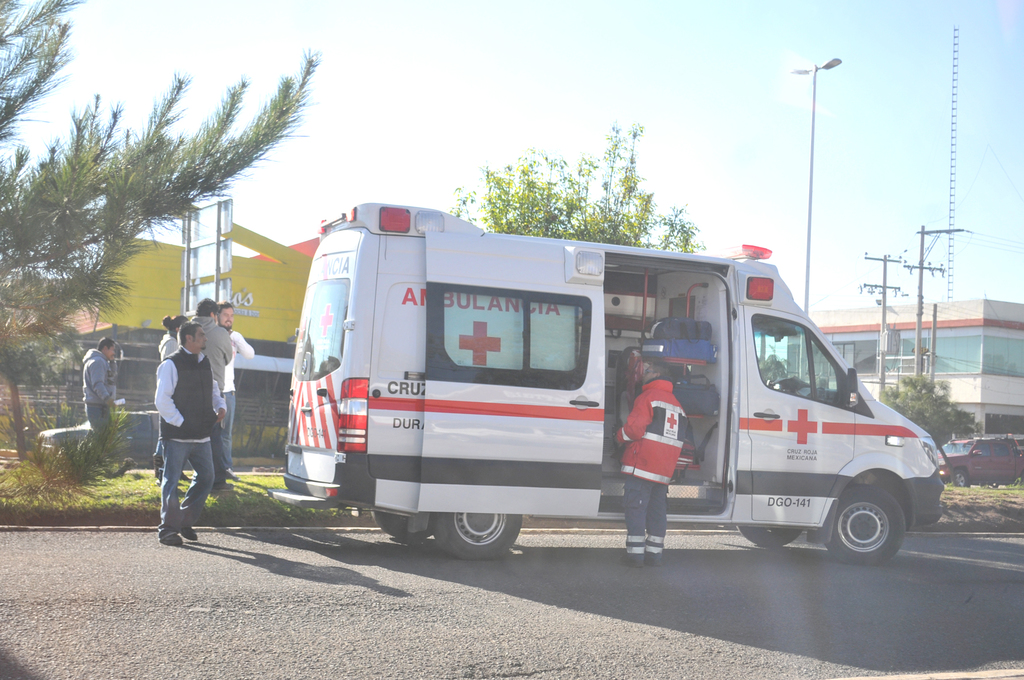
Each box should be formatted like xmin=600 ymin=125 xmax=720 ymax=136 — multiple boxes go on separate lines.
xmin=154 ymin=321 xmax=227 ymax=546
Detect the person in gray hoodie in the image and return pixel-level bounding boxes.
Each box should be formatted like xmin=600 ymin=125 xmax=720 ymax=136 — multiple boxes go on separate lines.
xmin=194 ymin=298 xmax=234 ymax=489
xmin=83 ymin=337 xmax=118 ymax=429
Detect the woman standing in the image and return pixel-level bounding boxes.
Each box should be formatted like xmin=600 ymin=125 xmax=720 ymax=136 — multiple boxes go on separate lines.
xmin=158 ymin=315 xmax=187 ymax=360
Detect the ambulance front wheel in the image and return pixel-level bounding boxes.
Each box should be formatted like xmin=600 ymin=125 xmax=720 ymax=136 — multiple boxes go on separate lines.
xmin=372 ymin=510 xmax=431 ymax=546
xmin=826 ymin=484 xmax=905 ymax=566
xmin=432 ymin=512 xmax=523 ymax=560
xmin=738 ymin=526 xmax=803 ymax=549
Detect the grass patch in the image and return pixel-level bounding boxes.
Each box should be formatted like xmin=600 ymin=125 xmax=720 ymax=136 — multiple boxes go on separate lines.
xmin=0 ymin=472 xmax=373 ymax=528
xmin=942 ymin=485 xmax=1024 ymax=501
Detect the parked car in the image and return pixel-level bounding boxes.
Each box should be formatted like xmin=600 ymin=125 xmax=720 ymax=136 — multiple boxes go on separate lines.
xmin=942 ymin=436 xmax=1024 ymax=488
xmin=38 ymin=411 xmax=160 ymax=460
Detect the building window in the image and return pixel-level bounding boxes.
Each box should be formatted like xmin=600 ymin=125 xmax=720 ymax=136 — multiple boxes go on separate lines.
xmin=982 ymin=335 xmax=1024 ymax=377
xmin=933 ymin=335 xmax=982 ymax=374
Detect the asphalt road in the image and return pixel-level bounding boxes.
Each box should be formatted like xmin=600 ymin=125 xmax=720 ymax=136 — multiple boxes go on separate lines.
xmin=1 ymin=528 xmax=1022 ymax=680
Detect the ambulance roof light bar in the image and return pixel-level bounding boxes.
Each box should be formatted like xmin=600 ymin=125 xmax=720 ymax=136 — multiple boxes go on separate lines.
xmin=714 ymin=244 xmax=773 ymax=261
xmin=318 ymin=214 xmax=348 ymax=241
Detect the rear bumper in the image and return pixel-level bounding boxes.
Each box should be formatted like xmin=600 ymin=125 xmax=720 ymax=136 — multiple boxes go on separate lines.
xmin=267 ymin=447 xmax=376 ymax=510
xmin=268 ymin=485 xmax=343 ymax=509
xmin=907 ymin=471 xmax=944 ymax=527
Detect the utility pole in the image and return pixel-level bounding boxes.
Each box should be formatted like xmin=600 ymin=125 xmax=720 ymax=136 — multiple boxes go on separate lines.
xmin=905 ymin=226 xmax=947 ymax=375
xmin=930 ymin=303 xmax=938 ymax=380
xmin=862 ymin=253 xmax=905 ymax=392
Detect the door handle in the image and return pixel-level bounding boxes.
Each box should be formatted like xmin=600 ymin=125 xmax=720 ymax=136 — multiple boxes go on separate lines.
xmin=300 ymin=406 xmax=313 ymax=414
xmin=570 ymin=399 xmax=600 ymax=408
xmin=753 ymin=412 xmax=781 ymax=420
xmin=316 ymin=388 xmax=328 ymax=398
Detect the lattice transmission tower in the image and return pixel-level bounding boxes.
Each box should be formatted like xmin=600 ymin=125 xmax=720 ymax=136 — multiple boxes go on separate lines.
xmin=947 ymin=26 xmax=959 ymax=302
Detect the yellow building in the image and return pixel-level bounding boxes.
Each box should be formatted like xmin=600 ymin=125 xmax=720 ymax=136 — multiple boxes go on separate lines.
xmin=97 ymin=225 xmax=316 ymax=343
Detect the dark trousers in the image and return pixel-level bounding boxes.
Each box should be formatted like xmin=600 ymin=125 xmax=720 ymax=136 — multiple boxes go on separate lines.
xmin=623 ymin=475 xmax=668 ymax=559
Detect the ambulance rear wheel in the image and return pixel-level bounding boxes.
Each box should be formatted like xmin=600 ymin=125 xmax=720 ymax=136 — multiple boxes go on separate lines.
xmin=738 ymin=526 xmax=802 ymax=549
xmin=827 ymin=485 xmax=905 ymax=566
xmin=432 ymin=512 xmax=522 ymax=560
xmin=372 ymin=511 xmax=431 ymax=546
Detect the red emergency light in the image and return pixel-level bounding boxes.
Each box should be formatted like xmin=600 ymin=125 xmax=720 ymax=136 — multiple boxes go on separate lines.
xmin=746 ymin=277 xmax=775 ymax=301
xmin=380 ymin=206 xmax=411 ymax=233
xmin=714 ymin=245 xmax=773 ymax=261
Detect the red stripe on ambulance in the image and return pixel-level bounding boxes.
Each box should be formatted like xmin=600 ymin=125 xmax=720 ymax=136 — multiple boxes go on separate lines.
xmin=741 ymin=415 xmax=919 ymax=439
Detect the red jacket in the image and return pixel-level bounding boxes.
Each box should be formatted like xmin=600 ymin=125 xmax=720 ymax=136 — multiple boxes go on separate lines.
xmin=616 ymin=378 xmax=688 ymax=484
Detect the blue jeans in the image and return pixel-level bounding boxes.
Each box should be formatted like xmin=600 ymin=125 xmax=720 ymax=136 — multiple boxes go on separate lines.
xmin=210 ymin=420 xmax=226 ymax=483
xmin=221 ymin=391 xmax=236 ymax=469
xmin=86 ymin=404 xmax=109 ymax=430
xmin=623 ymin=475 xmax=668 ymax=558
xmin=158 ymin=440 xmax=214 ymax=539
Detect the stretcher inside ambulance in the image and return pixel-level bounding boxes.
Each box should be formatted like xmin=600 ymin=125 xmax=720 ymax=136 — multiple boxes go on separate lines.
xmin=269 ymin=204 xmax=944 ymax=564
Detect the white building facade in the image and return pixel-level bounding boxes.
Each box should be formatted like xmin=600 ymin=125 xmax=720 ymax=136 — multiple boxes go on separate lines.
xmin=811 ymin=300 xmax=1024 ymax=434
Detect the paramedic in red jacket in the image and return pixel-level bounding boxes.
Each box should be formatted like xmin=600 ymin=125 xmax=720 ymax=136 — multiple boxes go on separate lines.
xmin=616 ymin=358 xmax=688 ymax=567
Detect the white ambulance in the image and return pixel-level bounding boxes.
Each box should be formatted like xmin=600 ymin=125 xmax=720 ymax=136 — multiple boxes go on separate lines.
xmin=269 ymin=203 xmax=944 ymax=565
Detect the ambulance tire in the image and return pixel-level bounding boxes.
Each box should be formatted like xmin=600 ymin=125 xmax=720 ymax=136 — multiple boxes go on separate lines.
xmin=737 ymin=526 xmax=803 ymax=549
xmin=372 ymin=511 xmax=431 ymax=546
xmin=432 ymin=512 xmax=523 ymax=560
xmin=827 ymin=485 xmax=905 ymax=566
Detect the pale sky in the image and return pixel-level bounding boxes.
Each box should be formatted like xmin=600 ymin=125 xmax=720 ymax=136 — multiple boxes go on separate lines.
xmin=17 ymin=0 xmax=1024 ymax=311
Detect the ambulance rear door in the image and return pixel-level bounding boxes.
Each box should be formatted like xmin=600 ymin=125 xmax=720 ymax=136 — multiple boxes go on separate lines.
xmin=421 ymin=231 xmax=605 ymax=516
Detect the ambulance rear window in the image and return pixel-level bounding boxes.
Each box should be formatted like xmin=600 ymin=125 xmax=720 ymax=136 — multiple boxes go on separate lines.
xmin=425 ymin=283 xmax=591 ymax=391
xmin=294 ymin=279 xmax=350 ymax=382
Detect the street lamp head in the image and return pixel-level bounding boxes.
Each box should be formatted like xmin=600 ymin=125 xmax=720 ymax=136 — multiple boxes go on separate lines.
xmin=822 ymin=58 xmax=842 ymax=70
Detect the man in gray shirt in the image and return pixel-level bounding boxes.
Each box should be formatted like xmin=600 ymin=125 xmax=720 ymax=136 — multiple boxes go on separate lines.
xmin=82 ymin=337 xmax=117 ymax=429
xmin=194 ymin=298 xmax=234 ymax=490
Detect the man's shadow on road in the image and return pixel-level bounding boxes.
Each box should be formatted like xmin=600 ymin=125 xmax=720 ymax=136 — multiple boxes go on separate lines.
xmin=182 ymin=538 xmax=411 ymax=598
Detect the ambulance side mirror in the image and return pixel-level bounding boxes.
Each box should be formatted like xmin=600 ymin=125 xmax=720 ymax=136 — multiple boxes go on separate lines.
xmin=847 ymin=368 xmax=859 ymax=408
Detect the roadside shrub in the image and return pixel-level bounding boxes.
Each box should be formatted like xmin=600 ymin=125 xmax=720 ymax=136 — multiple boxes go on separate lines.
xmin=0 ymin=410 xmax=131 ymax=503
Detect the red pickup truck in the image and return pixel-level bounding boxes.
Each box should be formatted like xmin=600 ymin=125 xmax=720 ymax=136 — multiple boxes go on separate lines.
xmin=942 ymin=436 xmax=1024 ymax=487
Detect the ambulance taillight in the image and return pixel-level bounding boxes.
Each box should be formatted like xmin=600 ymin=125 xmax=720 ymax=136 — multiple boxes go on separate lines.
xmin=337 ymin=378 xmax=368 ymax=453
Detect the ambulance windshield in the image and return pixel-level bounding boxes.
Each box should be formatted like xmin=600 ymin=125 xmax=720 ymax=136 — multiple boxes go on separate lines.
xmin=294 ymin=279 xmax=350 ymax=382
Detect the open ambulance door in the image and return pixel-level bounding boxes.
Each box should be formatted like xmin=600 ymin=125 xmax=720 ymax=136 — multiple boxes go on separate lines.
xmin=420 ymin=230 xmax=606 ymax=516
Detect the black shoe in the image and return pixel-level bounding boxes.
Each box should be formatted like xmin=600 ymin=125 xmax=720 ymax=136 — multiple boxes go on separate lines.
xmin=211 ymin=481 xmax=233 ymax=491
xmin=623 ymin=554 xmax=644 ymax=568
xmin=159 ymin=533 xmax=183 ymax=546
xmin=180 ymin=527 xmax=198 ymax=541
xmin=644 ymin=554 xmax=663 ymax=567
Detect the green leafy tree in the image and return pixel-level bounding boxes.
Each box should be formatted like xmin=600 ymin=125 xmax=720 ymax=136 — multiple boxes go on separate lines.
xmin=454 ymin=123 xmax=702 ymax=252
xmin=0 ymin=0 xmax=319 ymax=352
xmin=880 ymin=375 xmax=979 ymax=444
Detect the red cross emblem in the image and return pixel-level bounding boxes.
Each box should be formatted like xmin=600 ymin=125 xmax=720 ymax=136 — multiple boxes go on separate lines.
xmin=320 ymin=304 xmax=334 ymax=337
xmin=459 ymin=321 xmax=501 ymax=366
xmin=667 ymin=412 xmax=678 ymax=429
xmin=787 ymin=409 xmax=818 ymax=445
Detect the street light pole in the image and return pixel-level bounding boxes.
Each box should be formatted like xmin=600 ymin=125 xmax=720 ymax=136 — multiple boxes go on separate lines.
xmin=792 ymin=58 xmax=842 ymax=313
